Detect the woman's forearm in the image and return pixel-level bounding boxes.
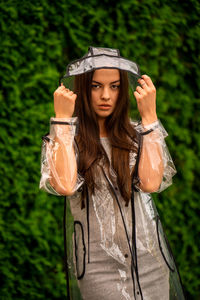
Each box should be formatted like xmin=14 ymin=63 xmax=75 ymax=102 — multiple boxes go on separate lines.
xmin=48 ymin=126 xmax=78 ymax=195
xmin=138 ymin=129 xmax=164 ymax=193
xmin=41 ymin=118 xmax=78 ymax=196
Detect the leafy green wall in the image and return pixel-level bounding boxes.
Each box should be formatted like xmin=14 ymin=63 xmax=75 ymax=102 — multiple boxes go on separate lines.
xmin=0 ymin=0 xmax=199 ymax=299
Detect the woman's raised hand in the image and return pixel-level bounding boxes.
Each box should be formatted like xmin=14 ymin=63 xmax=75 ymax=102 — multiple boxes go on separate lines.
xmin=134 ymin=75 xmax=158 ymax=126
xmin=53 ymin=83 xmax=77 ymax=118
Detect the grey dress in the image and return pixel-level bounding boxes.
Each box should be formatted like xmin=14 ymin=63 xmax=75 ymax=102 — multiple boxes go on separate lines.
xmin=68 ymin=137 xmax=169 ymax=300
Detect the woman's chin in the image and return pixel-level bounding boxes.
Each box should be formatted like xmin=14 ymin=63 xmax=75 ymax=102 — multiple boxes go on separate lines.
xmin=96 ymin=110 xmax=113 ymax=119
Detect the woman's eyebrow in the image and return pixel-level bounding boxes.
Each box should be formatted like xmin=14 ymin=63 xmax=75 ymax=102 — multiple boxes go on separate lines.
xmin=92 ymin=80 xmax=120 ymax=84
xmin=110 ymin=80 xmax=120 ymax=84
xmin=92 ymin=80 xmax=102 ymax=84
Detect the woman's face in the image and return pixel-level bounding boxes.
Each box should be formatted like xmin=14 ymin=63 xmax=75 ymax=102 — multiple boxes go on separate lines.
xmin=91 ymin=68 xmax=120 ymax=121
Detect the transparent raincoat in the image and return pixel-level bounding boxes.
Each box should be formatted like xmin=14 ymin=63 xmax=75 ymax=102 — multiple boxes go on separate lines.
xmin=39 ymin=47 xmax=185 ymax=300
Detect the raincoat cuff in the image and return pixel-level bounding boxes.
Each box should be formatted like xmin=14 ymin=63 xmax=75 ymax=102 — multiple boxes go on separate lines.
xmin=50 ymin=116 xmax=78 ymax=125
xmin=50 ymin=117 xmax=78 ymax=139
xmin=134 ymin=119 xmax=168 ymax=138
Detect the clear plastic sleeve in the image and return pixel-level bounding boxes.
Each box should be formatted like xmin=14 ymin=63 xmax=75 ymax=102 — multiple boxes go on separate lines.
xmin=134 ymin=119 xmax=177 ymax=193
xmin=39 ymin=117 xmax=84 ymax=196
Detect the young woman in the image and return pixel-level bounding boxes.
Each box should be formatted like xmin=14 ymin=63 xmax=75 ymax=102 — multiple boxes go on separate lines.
xmin=40 ymin=47 xmax=185 ymax=300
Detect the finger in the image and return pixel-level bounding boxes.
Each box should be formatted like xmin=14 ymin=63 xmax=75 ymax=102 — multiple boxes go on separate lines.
xmin=66 ymin=90 xmax=74 ymax=95
xmin=72 ymin=94 xmax=77 ymax=101
xmin=138 ymin=78 xmax=147 ymax=87
xmin=141 ymin=75 xmax=154 ymax=88
xmin=54 ymin=86 xmax=65 ymax=94
xmin=60 ymin=82 xmax=67 ymax=89
xmin=59 ymin=85 xmax=67 ymax=90
xmin=136 ymin=86 xmax=146 ymax=94
xmin=138 ymin=79 xmax=149 ymax=91
xmin=134 ymin=91 xmax=141 ymax=100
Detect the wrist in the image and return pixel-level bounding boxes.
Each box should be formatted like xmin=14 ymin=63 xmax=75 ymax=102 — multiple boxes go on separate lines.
xmin=50 ymin=117 xmax=78 ymax=137
xmin=55 ymin=114 xmax=73 ymax=118
xmin=142 ymin=115 xmax=158 ymax=126
xmin=51 ymin=116 xmax=78 ymax=125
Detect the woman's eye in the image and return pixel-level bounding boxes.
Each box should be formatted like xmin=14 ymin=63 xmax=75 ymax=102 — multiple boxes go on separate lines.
xmin=92 ymin=84 xmax=101 ymax=89
xmin=111 ymin=85 xmax=120 ymax=90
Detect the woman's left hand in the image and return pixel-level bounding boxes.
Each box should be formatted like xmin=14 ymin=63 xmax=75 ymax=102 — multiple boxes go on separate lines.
xmin=134 ymin=75 xmax=158 ymax=126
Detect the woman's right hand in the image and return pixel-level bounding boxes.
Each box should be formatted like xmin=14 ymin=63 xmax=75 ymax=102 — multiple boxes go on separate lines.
xmin=53 ymin=83 xmax=77 ymax=118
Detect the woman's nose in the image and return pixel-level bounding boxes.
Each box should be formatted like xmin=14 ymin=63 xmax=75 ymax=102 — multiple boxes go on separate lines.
xmin=101 ymin=87 xmax=110 ymax=100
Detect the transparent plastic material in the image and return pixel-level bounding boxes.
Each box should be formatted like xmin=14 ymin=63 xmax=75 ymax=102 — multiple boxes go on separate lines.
xmin=64 ymin=46 xmax=140 ymax=78
xmin=39 ymin=117 xmax=84 ymax=195
xmin=60 ymin=46 xmax=140 ymax=96
xmin=40 ymin=118 xmax=184 ymax=300
xmin=40 ymin=119 xmax=176 ymax=197
xmin=135 ymin=120 xmax=177 ymax=193
xmin=39 ymin=46 xmax=184 ymax=299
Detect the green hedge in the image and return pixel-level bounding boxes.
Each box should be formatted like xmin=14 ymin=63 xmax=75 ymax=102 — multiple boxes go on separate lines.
xmin=0 ymin=0 xmax=199 ymax=298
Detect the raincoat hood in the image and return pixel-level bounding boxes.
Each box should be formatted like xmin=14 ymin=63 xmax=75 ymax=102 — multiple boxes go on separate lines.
xmin=60 ymin=46 xmax=141 ymax=92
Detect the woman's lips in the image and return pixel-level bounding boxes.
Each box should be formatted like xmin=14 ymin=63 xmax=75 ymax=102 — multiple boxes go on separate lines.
xmin=98 ymin=104 xmax=111 ymax=110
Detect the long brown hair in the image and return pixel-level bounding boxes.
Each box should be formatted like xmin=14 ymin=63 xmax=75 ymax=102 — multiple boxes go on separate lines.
xmin=74 ymin=69 xmax=137 ymax=206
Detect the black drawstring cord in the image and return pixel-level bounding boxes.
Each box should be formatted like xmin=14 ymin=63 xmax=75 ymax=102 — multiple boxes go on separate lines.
xmin=86 ymin=186 xmax=90 ymax=263
xmin=63 ymin=196 xmax=71 ymax=300
xmin=74 ymin=221 xmax=86 ymax=279
xmin=129 ymin=130 xmax=145 ymax=299
xmin=156 ymin=215 xmax=187 ymax=298
xmin=131 ymin=184 xmax=143 ymax=299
